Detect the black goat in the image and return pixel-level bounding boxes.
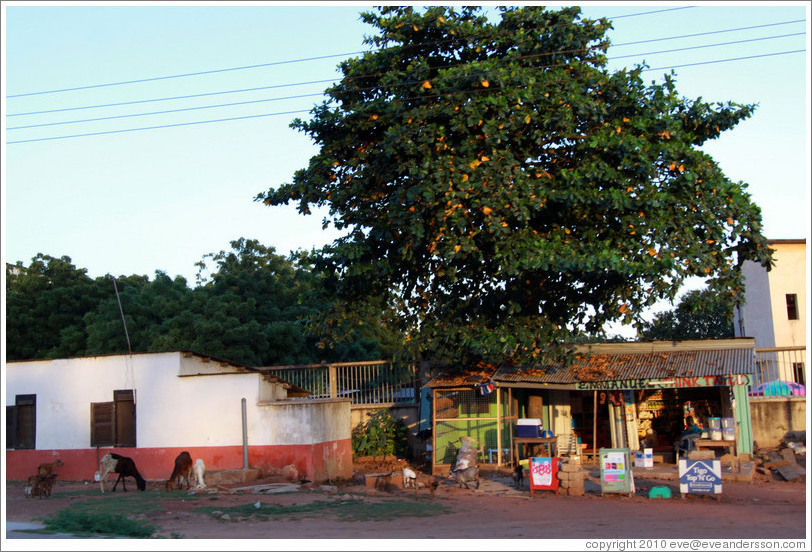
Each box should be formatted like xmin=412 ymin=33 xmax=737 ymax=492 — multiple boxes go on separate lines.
xmin=100 ymin=452 xmax=146 ymax=492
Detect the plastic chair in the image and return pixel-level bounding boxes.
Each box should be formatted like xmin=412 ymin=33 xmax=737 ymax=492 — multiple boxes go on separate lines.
xmin=674 ymin=434 xmax=700 ymax=461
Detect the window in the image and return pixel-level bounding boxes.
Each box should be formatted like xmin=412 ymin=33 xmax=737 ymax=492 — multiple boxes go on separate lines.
xmin=91 ymin=389 xmax=136 ymax=447
xmin=6 ymin=394 xmax=36 ymax=449
xmin=786 ymin=294 xmax=799 ymax=320
xmin=792 ymin=363 xmax=806 ymax=387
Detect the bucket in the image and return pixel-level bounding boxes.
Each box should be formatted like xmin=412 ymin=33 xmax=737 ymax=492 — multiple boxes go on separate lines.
xmin=708 ymin=417 xmax=721 ymax=430
xmin=721 ymin=417 xmax=735 ymax=430
xmin=710 ymin=429 xmax=723 ymax=440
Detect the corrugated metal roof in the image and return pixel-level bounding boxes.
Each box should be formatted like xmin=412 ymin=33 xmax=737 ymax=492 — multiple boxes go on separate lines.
xmin=494 ymin=347 xmax=756 ymax=385
xmin=425 ymin=362 xmax=499 ymax=388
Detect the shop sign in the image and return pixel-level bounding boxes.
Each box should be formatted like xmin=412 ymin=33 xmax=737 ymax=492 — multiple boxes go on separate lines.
xmin=679 ymin=459 xmax=722 ymax=496
xmin=576 ymin=374 xmax=750 ymax=391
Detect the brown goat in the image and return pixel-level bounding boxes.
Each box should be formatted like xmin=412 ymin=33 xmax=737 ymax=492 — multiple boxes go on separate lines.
xmin=165 ymin=451 xmax=193 ymax=491
xmin=38 ymin=458 xmax=63 ymax=477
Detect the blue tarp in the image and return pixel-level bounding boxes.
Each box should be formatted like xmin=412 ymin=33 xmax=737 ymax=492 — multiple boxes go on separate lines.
xmin=749 ymin=380 xmax=805 ymax=397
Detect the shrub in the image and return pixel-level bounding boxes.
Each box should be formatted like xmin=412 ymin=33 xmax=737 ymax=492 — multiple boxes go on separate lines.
xmin=352 ymin=409 xmax=409 ymax=458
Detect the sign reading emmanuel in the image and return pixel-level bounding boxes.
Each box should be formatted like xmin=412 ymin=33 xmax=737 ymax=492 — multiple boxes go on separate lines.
xmin=679 ymin=459 xmax=722 ymax=496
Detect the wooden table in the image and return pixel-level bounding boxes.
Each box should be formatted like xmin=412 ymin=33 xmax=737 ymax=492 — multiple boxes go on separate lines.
xmin=514 ymin=437 xmax=557 ymax=461
xmin=694 ymin=439 xmax=738 ymax=471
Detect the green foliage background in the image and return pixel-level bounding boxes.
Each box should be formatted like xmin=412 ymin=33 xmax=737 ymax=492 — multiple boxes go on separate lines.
xmin=5 ymin=238 xmax=402 ymax=365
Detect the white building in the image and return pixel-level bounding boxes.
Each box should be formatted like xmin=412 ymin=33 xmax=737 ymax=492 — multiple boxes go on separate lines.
xmin=5 ymin=351 xmax=352 ymax=483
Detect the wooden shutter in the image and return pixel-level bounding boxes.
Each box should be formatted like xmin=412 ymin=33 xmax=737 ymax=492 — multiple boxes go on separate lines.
xmin=6 ymin=406 xmax=18 ymax=449
xmin=114 ymin=390 xmax=136 ymax=447
xmin=15 ymin=395 xmax=36 ymax=449
xmin=91 ymin=402 xmax=115 ymax=447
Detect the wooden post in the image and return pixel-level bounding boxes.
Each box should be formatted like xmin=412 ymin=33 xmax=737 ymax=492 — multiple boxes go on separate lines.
xmin=496 ymin=385 xmax=503 ymax=466
xmin=329 ymin=364 xmax=337 ymax=398
xmin=592 ymin=390 xmax=598 ymax=462
xmin=431 ymin=389 xmax=437 ymax=475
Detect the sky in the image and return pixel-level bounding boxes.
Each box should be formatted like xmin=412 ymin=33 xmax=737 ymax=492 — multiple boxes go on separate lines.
xmin=2 ymin=1 xmax=810 ymax=330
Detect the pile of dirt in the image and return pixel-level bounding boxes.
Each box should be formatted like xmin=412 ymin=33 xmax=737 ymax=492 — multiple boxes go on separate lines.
xmin=352 ymin=455 xmax=412 ymax=476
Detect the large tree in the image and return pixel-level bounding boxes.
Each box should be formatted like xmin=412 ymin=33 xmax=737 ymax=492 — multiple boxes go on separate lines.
xmin=638 ymin=287 xmax=735 ymax=341
xmin=260 ymin=5 xmax=771 ymax=364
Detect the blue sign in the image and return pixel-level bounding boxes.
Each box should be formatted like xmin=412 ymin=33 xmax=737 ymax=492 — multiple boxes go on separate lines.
xmin=679 ymin=459 xmax=722 ymax=495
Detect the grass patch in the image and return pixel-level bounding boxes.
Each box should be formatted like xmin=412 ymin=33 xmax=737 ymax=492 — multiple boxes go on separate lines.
xmin=40 ymin=509 xmax=157 ymax=538
xmin=195 ymin=497 xmax=449 ymax=522
xmin=36 ymin=489 xmax=203 ymax=538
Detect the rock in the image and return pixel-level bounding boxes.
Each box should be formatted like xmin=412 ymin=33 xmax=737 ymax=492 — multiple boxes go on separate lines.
xmin=320 ymin=484 xmax=339 ymax=494
xmin=560 ymin=461 xmax=580 ymax=473
xmin=780 ymin=448 xmax=798 ymax=465
xmin=775 ymin=463 xmax=802 ymax=481
xmin=280 ymin=464 xmax=299 ymax=482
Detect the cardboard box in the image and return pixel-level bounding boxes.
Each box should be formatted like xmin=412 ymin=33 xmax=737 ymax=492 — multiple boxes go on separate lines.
xmin=634 ymin=448 xmax=654 ymax=468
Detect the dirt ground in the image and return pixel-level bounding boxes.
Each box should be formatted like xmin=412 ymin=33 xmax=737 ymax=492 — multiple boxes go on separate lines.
xmin=4 ymin=466 xmax=808 ymax=541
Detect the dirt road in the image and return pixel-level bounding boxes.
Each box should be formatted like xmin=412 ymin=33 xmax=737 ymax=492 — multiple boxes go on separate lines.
xmin=4 ymin=470 xmax=807 ymax=541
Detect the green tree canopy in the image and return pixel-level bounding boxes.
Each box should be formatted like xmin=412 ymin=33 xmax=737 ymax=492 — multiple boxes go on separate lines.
xmin=258 ymin=5 xmax=772 ymax=364
xmin=6 ymin=239 xmax=402 ymax=364
xmin=638 ymin=287 xmax=735 ymax=341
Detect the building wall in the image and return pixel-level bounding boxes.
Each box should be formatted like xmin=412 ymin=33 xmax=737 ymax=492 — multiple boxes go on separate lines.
xmin=749 ymin=397 xmax=806 ymax=449
xmin=766 ymin=242 xmax=807 ymax=348
xmin=5 ymin=353 xmax=352 ymax=482
xmin=735 ymin=240 xmax=806 ymax=349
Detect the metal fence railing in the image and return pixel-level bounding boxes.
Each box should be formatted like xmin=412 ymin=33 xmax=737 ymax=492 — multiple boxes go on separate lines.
xmin=751 ymin=347 xmax=806 ymax=396
xmin=266 ymin=360 xmax=419 ymax=405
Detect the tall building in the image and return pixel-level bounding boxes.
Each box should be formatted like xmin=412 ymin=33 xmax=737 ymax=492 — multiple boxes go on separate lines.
xmin=734 ymin=239 xmax=807 ymax=388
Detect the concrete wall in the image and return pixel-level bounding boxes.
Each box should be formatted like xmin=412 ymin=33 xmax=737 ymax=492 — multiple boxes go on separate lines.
xmin=6 ymin=353 xmax=352 ymax=482
xmin=735 ymin=240 xmax=806 ymax=349
xmin=749 ymin=397 xmax=807 ymax=449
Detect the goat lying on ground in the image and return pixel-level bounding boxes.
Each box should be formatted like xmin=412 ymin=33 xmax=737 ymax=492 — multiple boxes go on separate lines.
xmin=99 ymin=453 xmax=146 ymax=493
xmin=166 ymin=451 xmax=193 ymax=491
xmin=37 ymin=459 xmax=63 ymax=477
xmin=193 ymin=458 xmax=206 ymax=489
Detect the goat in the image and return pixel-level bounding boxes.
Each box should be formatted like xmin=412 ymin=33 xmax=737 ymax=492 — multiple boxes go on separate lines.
xmin=193 ymin=458 xmax=207 ymax=489
xmin=100 ymin=452 xmax=146 ymax=493
xmin=37 ymin=458 xmax=63 ymax=478
xmin=402 ymin=466 xmax=417 ymax=489
xmin=449 ymin=464 xmax=480 ymax=490
xmin=25 ymin=475 xmax=41 ymax=498
xmin=512 ymin=462 xmax=524 ymax=489
xmin=165 ymin=451 xmax=193 ymax=491
xmin=39 ymin=474 xmax=57 ymax=498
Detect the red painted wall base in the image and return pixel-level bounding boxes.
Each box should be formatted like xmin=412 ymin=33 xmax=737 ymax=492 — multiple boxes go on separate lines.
xmin=6 ymin=439 xmax=352 ymax=484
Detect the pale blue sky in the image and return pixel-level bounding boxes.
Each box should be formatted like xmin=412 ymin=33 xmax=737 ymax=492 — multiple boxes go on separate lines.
xmin=3 ymin=2 xmax=810 ymax=303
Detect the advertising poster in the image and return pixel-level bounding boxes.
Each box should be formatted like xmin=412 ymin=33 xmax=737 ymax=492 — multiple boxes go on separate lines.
xmin=602 ymin=451 xmax=627 ymax=482
xmin=529 ymin=457 xmax=559 ymax=494
xmin=679 ymin=459 xmax=722 ymax=495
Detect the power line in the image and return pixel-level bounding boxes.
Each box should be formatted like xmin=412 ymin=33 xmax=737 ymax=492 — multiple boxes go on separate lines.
xmin=5 ymin=18 xmax=804 ymax=119
xmin=5 ymin=6 xmax=700 ymax=100
xmin=6 ymin=49 xmax=803 ymax=146
xmin=6 ymin=109 xmax=309 ymax=145
xmin=7 ymin=32 xmax=804 ymax=131
xmin=6 ymin=52 xmax=364 ymax=99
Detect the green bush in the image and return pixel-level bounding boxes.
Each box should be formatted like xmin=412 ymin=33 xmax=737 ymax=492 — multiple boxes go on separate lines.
xmin=352 ymin=409 xmax=409 ymax=458
xmin=42 ymin=509 xmax=157 ymax=538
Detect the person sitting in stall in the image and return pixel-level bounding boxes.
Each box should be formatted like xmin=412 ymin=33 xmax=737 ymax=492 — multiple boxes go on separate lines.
xmin=674 ymin=416 xmax=702 ymax=458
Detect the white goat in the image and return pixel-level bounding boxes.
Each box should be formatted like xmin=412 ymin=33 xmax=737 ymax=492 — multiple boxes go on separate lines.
xmin=99 ymin=453 xmax=118 ymax=493
xmin=193 ymin=458 xmax=206 ymax=489
xmin=402 ymin=467 xmax=417 ymax=489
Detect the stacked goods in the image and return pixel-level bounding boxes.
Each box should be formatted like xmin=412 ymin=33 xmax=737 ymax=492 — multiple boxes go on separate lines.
xmin=556 ymin=458 xmax=584 ymax=496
